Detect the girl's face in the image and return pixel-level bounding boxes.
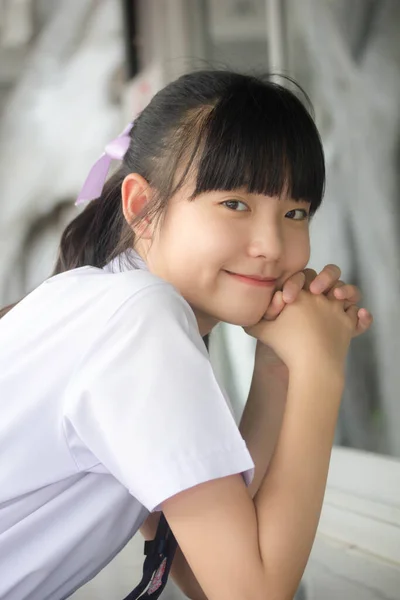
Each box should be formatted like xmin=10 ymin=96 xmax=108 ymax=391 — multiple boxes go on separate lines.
xmin=137 ymin=182 xmax=311 ymax=336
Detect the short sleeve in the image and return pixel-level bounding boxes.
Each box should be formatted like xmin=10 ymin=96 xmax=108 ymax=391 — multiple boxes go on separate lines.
xmin=63 ymin=283 xmax=254 ymax=512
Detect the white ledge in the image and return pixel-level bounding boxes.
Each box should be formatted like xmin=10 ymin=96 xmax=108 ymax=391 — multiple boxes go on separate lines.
xmin=319 ymin=447 xmax=400 ymax=565
xmin=303 ymin=448 xmax=400 ymax=599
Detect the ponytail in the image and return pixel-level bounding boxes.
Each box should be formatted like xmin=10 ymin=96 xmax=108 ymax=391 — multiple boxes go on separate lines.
xmin=52 ymin=171 xmax=131 ymax=275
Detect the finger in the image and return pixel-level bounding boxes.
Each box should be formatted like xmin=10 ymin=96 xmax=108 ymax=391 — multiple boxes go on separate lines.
xmin=326 ymin=282 xmax=353 ymax=310
xmin=353 ymin=308 xmax=373 ymax=337
xmin=263 ymin=290 xmax=285 ymax=321
xmin=282 ymin=271 xmax=306 ymax=303
xmin=326 ymin=280 xmax=345 ymax=300
xmin=321 ymin=281 xmax=356 ymax=313
xmin=333 ymin=284 xmax=362 ymax=304
xmin=345 ymin=304 xmax=359 ymax=330
xmin=309 ymin=264 xmax=341 ymax=294
xmin=302 ymin=268 xmax=318 ymax=290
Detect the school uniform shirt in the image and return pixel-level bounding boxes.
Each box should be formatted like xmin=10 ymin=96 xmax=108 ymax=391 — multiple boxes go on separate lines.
xmin=0 ymin=249 xmax=254 ymax=600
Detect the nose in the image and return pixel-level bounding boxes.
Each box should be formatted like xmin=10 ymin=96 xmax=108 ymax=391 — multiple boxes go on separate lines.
xmin=247 ymin=221 xmax=283 ymax=262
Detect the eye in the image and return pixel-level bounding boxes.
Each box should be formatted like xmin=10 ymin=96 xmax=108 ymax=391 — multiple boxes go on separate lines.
xmin=285 ymin=208 xmax=309 ymax=221
xmin=221 ymin=200 xmax=249 ymax=212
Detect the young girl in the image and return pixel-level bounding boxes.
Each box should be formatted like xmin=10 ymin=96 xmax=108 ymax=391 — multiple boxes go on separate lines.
xmin=0 ymin=70 xmax=372 ymax=600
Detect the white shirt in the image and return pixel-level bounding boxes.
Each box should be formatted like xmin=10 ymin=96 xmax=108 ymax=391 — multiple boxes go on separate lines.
xmin=0 ymin=251 xmax=254 ymax=600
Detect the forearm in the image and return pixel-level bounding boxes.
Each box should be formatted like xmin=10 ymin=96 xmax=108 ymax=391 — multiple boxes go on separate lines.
xmin=140 ymin=345 xmax=287 ymax=600
xmin=141 ymin=358 xmax=286 ymax=600
xmin=166 ymin=353 xmax=287 ymax=598
xmin=255 ymin=368 xmax=344 ymax=598
xmin=239 ymin=353 xmax=288 ymax=498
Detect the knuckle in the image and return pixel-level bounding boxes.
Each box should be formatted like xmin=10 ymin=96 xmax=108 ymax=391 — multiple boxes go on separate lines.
xmin=303 ymin=269 xmax=317 ymax=283
xmin=292 ymin=272 xmax=304 ymax=285
xmin=326 ymin=264 xmax=341 ymax=277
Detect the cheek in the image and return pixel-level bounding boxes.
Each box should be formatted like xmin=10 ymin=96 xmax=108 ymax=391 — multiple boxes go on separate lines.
xmin=171 ymin=213 xmax=234 ymax=262
xmin=155 ymin=210 xmax=225 ymax=278
xmin=285 ymin=230 xmax=311 ymax=271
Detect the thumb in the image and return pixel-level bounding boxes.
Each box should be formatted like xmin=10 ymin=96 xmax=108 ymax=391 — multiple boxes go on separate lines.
xmin=263 ymin=290 xmax=285 ymax=321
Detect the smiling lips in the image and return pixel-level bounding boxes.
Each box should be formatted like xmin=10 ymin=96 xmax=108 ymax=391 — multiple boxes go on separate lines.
xmin=224 ymin=270 xmax=277 ymax=287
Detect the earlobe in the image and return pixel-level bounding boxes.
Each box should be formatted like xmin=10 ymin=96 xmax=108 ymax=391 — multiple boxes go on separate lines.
xmin=121 ymin=173 xmax=153 ymax=238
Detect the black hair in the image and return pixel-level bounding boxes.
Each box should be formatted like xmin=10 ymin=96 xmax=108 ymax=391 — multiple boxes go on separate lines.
xmin=53 ymin=70 xmax=325 ymax=275
xmin=53 ymin=70 xmax=325 ymax=274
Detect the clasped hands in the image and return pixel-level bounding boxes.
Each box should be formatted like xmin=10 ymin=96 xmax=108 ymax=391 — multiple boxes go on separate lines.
xmin=262 ymin=264 xmax=372 ymax=336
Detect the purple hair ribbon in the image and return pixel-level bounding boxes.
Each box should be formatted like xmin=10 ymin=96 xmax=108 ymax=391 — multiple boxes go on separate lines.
xmin=75 ymin=122 xmax=133 ymax=205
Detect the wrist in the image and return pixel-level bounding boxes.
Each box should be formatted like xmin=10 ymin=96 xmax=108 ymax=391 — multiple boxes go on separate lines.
xmin=255 ymin=341 xmax=285 ymax=366
xmin=254 ymin=343 xmax=288 ymax=378
xmin=289 ymin=361 xmax=345 ymax=393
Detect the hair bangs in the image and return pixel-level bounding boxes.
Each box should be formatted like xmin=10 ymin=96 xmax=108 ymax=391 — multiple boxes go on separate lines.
xmin=191 ymin=80 xmax=325 ymax=214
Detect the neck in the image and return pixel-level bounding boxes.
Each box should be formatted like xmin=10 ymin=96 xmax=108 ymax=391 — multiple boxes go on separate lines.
xmin=191 ymin=309 xmax=220 ymax=337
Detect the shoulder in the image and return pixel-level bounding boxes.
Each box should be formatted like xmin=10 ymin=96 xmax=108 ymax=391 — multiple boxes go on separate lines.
xmin=61 ymin=267 xmax=203 ymax=355
xmin=107 ymin=271 xmax=198 ymax=335
xmin=46 ymin=266 xmax=197 ymax=332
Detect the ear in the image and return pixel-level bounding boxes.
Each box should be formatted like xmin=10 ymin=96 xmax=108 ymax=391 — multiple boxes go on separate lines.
xmin=121 ymin=173 xmax=154 ymax=239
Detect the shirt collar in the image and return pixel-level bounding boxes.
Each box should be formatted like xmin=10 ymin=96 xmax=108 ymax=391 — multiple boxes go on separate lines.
xmin=102 ymin=248 xmax=148 ymax=274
